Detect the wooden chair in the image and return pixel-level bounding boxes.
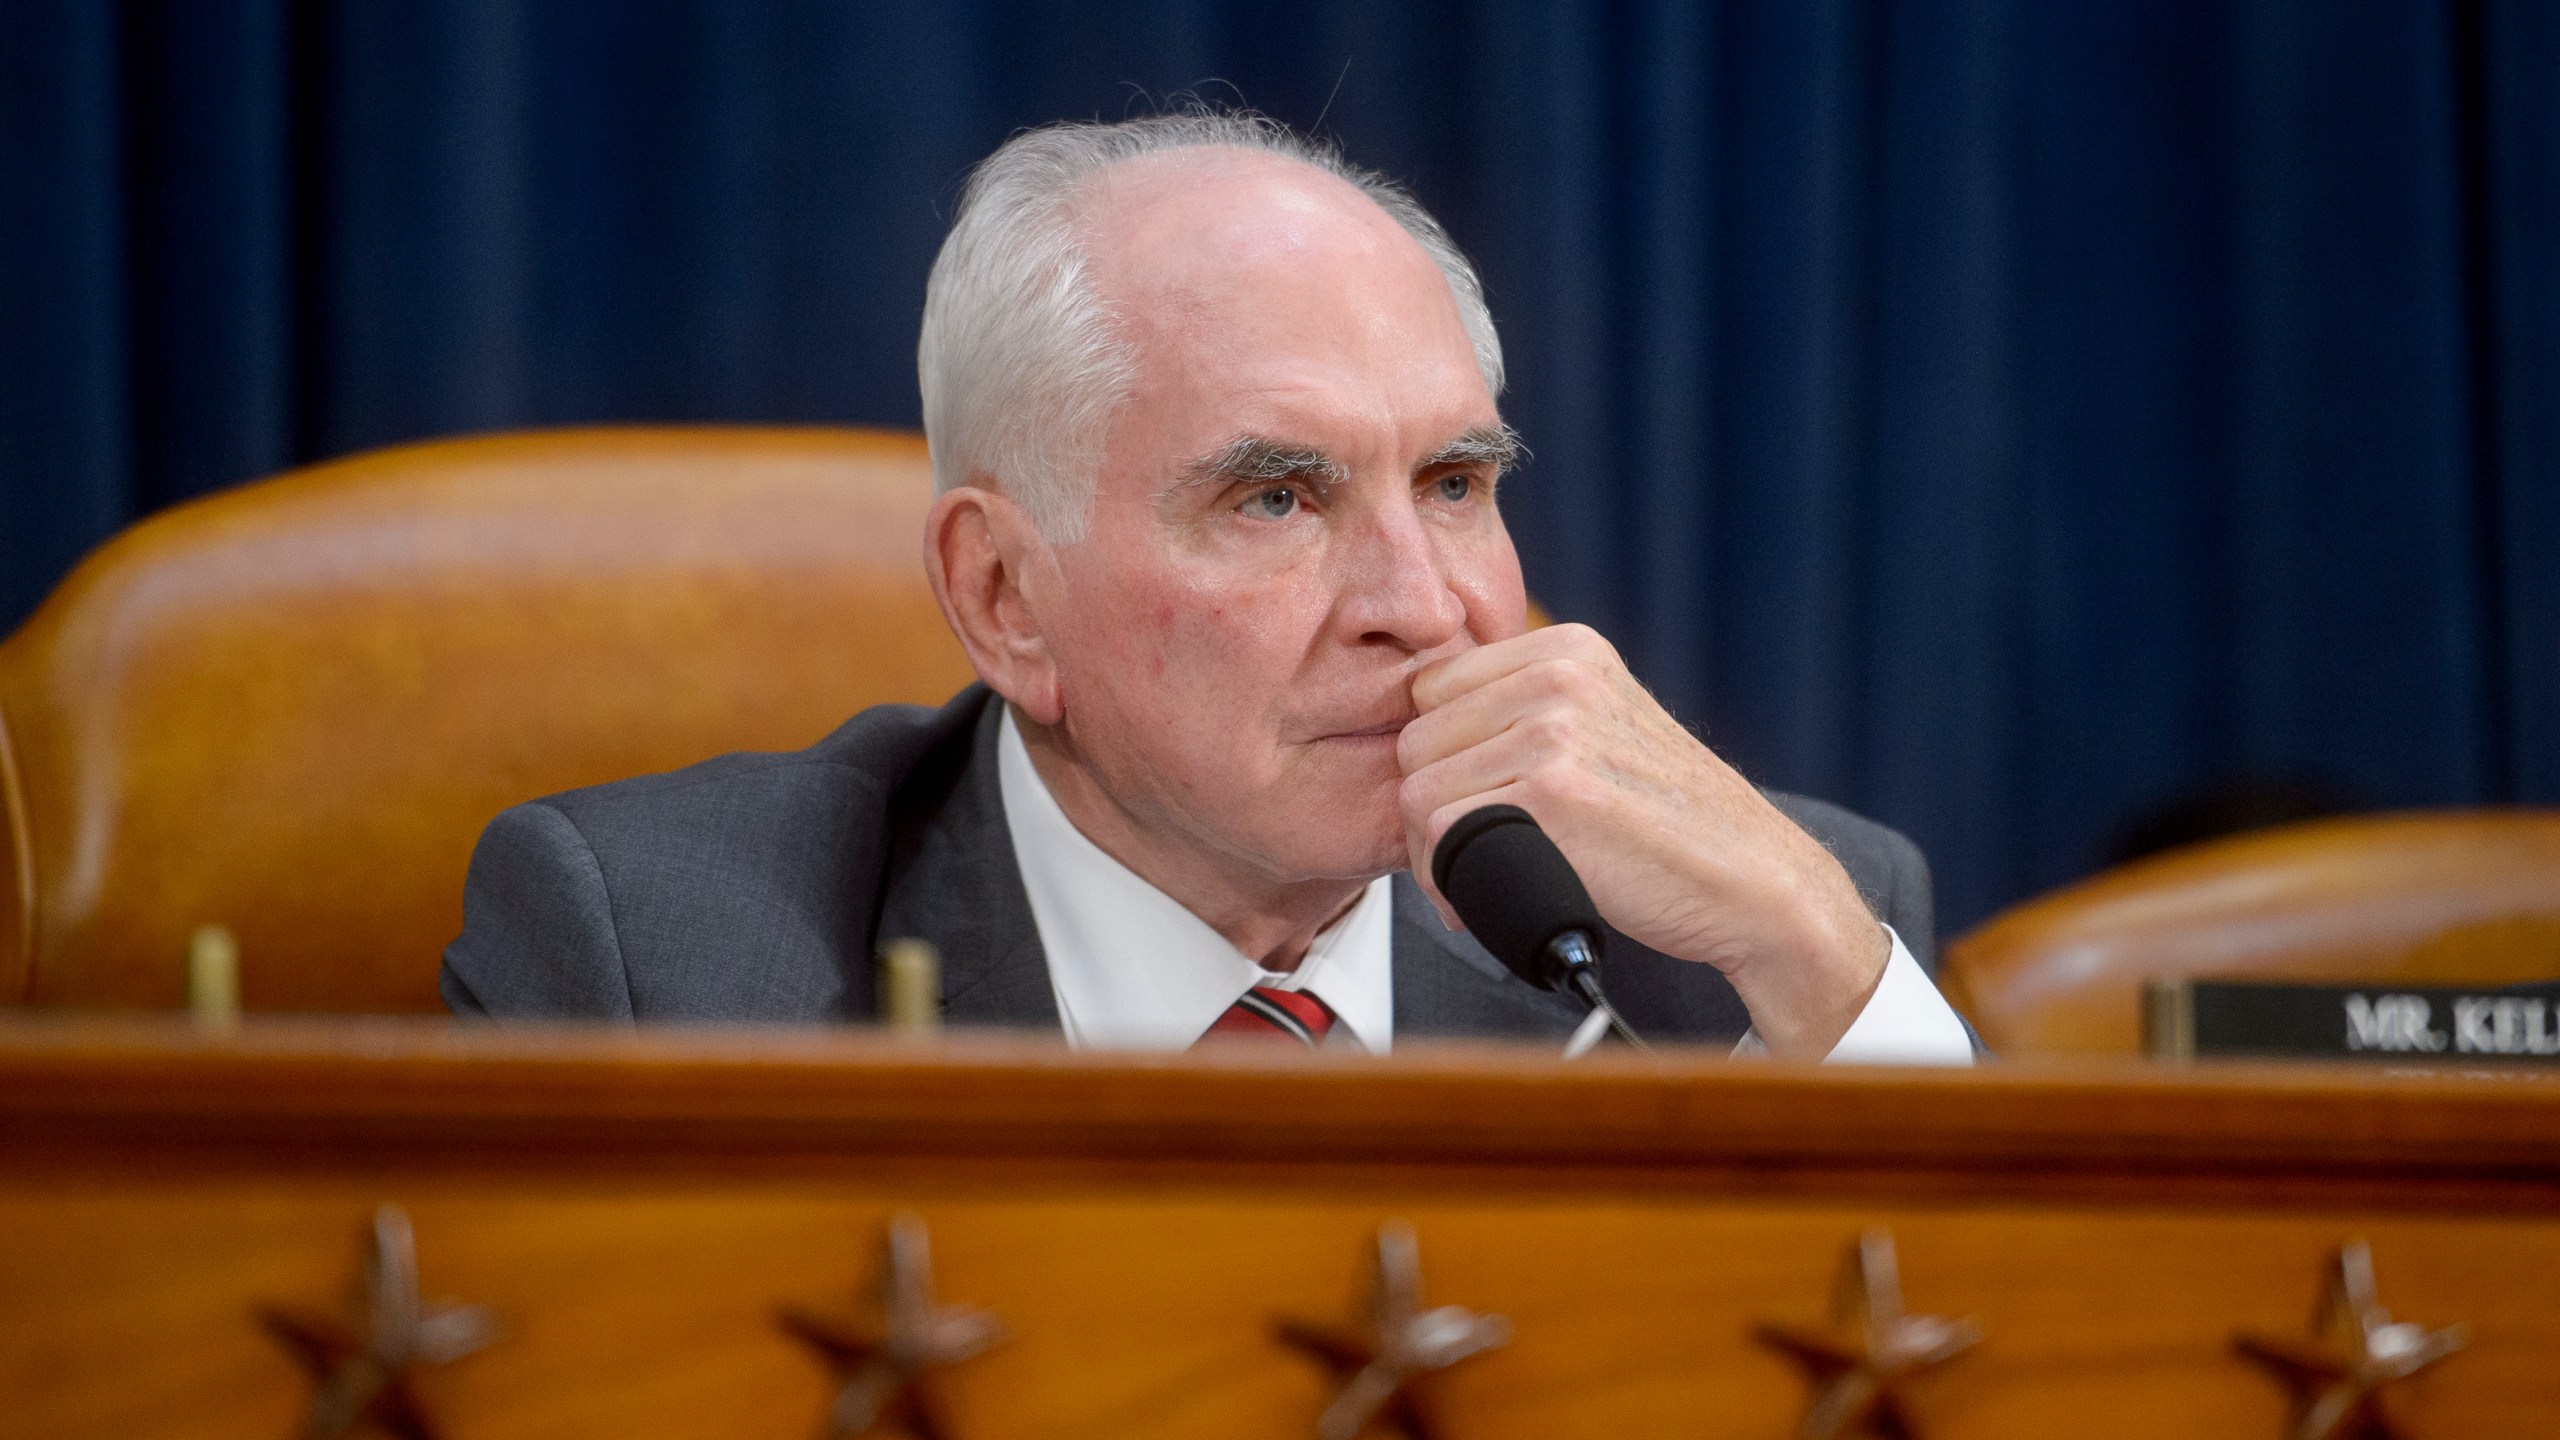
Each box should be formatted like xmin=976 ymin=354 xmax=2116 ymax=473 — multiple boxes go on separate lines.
xmin=1940 ymin=811 xmax=2560 ymax=1053
xmin=0 ymin=427 xmax=977 ymax=1014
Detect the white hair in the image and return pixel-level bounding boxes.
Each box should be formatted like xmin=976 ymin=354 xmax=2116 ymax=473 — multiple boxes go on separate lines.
xmin=916 ymin=109 xmax=1505 ymax=541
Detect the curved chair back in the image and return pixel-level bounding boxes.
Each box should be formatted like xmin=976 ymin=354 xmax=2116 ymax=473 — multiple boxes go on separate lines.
xmin=0 ymin=427 xmax=976 ymax=1013
xmin=1941 ymin=811 xmax=2560 ymax=1053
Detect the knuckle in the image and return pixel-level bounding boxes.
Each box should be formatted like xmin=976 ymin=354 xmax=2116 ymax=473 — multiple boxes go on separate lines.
xmin=1398 ymin=772 xmax=1433 ymax=819
xmin=1540 ymin=755 xmax=1598 ymax=805
xmin=1541 ymin=654 xmax=1593 ymax=693
xmin=1524 ymin=706 xmax=1576 ymax=750
xmin=1427 ymin=798 xmax=1475 ymax=840
xmin=1410 ymin=668 xmax=1449 ymax=709
xmin=1523 ymin=755 xmax=1572 ymax=799
xmin=1562 ymin=663 xmax=1606 ymax=705
xmin=1556 ymin=622 xmax=1620 ymax=667
xmin=1561 ymin=620 xmax=1615 ymax=654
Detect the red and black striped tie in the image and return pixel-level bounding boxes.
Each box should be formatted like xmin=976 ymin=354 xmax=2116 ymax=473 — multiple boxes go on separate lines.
xmin=1196 ymin=986 xmax=1337 ymax=1048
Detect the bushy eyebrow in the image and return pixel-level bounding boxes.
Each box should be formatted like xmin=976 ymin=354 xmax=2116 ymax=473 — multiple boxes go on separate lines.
xmin=1173 ymin=435 xmax=1351 ymax=493
xmin=1422 ymin=423 xmax=1524 ymax=474
xmin=1168 ymin=422 xmax=1523 ymax=499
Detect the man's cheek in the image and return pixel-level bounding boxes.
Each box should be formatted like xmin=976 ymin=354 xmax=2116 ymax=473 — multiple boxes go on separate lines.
xmin=1168 ymin=563 xmax=1286 ymax=630
xmin=1154 ymin=576 xmax=1298 ymax=682
xmin=1088 ymin=572 xmax=1197 ymax=683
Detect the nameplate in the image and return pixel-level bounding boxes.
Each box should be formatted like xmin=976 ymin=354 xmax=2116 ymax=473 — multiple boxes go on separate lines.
xmin=2143 ymin=979 xmax=2560 ymax=1062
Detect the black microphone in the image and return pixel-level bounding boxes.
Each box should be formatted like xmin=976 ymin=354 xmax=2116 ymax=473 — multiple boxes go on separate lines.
xmin=1429 ymin=804 xmax=1645 ymax=1048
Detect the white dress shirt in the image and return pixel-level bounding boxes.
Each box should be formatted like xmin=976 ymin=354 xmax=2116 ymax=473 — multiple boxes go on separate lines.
xmin=996 ymin=709 xmax=1973 ymax=1063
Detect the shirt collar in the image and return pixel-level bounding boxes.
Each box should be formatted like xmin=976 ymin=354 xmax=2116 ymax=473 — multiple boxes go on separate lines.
xmin=995 ymin=706 xmax=1394 ymax=1052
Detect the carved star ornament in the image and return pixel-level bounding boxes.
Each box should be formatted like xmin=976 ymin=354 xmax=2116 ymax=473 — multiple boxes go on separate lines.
xmin=1277 ymin=1221 xmax=1511 ymax=1440
xmin=1753 ymin=1229 xmax=1981 ymax=1440
xmin=781 ymin=1213 xmax=1008 ymax=1440
xmin=258 ymin=1205 xmax=503 ymax=1440
xmin=2234 ymin=1242 xmax=2468 ymax=1440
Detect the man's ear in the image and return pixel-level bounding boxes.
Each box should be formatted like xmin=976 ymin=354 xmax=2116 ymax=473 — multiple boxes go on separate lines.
xmin=922 ymin=484 xmax=1064 ymax=724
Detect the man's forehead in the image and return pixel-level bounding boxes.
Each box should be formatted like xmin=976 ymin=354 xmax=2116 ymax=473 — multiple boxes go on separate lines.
xmin=1074 ymin=148 xmax=1478 ymax=399
xmin=1080 ymin=148 xmax=1419 ymax=291
xmin=1074 ymin=145 xmax=1496 ymax=503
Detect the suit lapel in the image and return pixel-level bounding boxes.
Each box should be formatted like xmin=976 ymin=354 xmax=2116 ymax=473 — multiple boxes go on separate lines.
xmin=873 ymin=691 xmax=1062 ymax=1031
xmin=1389 ymin=874 xmax=1586 ymax=1042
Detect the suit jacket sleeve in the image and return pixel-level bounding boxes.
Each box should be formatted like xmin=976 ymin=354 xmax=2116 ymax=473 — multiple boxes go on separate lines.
xmin=1766 ymin=792 xmax=1939 ymax=973
xmin=442 ymin=800 xmax=637 ymax=1018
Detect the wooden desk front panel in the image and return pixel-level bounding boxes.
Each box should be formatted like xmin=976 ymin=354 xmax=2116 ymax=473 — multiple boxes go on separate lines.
xmin=2 ymin=1022 xmax=2555 ymax=1438
xmin=6 ymin=1183 xmax=2555 ymax=1439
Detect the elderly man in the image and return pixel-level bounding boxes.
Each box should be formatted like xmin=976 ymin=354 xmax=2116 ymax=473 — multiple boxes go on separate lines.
xmin=444 ymin=113 xmax=1972 ymax=1063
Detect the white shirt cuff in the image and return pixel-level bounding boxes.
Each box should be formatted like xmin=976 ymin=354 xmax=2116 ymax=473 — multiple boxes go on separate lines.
xmin=1729 ymin=925 xmax=1976 ymax=1065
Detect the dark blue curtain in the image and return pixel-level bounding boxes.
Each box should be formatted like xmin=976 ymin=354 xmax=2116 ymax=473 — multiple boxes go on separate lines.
xmin=4 ymin=1 xmax=2554 ymax=932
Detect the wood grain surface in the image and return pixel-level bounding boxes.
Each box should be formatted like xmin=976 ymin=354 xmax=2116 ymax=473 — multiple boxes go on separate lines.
xmin=0 ymin=427 xmax=977 ymax=1014
xmin=2 ymin=1019 xmax=2555 ymax=1439
xmin=1942 ymin=810 xmax=2560 ymax=1053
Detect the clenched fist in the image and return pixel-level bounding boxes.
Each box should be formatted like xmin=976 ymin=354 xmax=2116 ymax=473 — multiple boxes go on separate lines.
xmin=1397 ymin=624 xmax=1889 ymax=1058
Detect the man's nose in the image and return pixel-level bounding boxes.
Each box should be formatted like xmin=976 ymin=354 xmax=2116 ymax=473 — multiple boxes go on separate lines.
xmin=1334 ymin=500 xmax=1469 ymax=654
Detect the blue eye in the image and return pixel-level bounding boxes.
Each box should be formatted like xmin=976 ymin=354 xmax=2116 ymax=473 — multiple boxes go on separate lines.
xmin=1244 ymin=487 xmax=1300 ymax=519
xmin=1434 ymin=473 xmax=1474 ymax=503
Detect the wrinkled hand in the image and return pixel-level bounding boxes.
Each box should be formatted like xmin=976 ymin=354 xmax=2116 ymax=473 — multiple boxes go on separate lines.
xmin=1398 ymin=624 xmax=1888 ymax=1058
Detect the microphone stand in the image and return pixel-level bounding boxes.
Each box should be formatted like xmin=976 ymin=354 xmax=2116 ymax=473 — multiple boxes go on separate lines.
xmin=1549 ymin=931 xmax=1649 ymax=1056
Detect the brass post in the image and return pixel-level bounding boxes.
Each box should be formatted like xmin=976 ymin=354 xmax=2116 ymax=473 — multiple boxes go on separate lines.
xmin=878 ymin=938 xmax=942 ymax=1037
xmin=2140 ymin=976 xmax=2194 ymax=1061
xmin=187 ymin=924 xmax=240 ymax=1028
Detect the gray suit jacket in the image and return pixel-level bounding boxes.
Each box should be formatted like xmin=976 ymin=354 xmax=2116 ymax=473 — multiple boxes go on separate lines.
xmin=443 ymin=686 xmax=1938 ymax=1045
